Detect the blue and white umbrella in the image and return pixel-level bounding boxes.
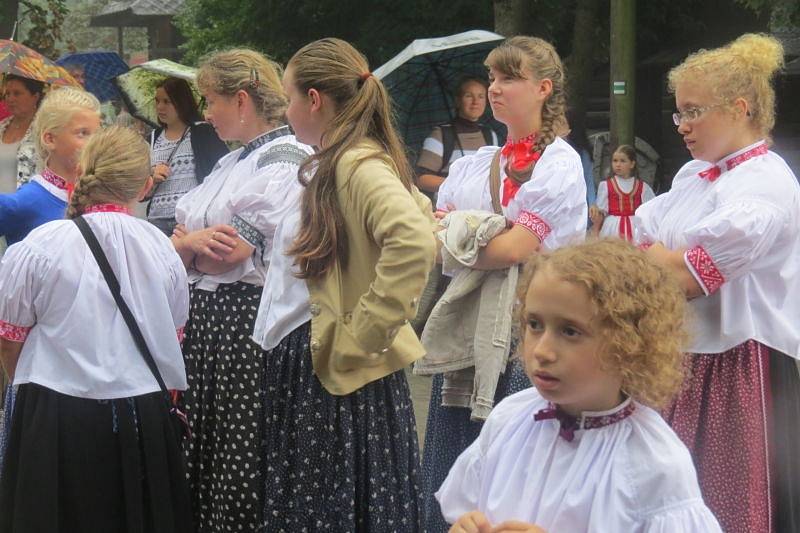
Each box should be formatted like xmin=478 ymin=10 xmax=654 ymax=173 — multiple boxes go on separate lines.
xmin=57 ymin=51 xmax=129 ymax=102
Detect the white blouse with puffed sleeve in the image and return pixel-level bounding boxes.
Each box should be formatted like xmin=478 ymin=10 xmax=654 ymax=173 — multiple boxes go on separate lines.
xmin=437 ymin=136 xmax=586 ymax=250
xmin=635 ymin=141 xmax=800 ymax=357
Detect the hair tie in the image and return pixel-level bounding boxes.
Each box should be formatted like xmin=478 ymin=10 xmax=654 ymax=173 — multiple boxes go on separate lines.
xmin=359 ymin=71 xmax=372 ymax=82
xmin=249 ymin=68 xmax=261 ymax=89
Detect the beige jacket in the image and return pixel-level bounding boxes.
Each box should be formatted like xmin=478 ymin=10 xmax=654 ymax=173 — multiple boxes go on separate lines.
xmin=307 ymin=142 xmax=437 ymax=395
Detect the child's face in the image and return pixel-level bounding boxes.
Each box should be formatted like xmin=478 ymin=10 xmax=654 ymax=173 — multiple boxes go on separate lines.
xmin=522 ymin=268 xmax=624 ymax=416
xmin=611 ymin=151 xmax=635 ymax=178
xmin=46 ymin=109 xmax=101 ymax=172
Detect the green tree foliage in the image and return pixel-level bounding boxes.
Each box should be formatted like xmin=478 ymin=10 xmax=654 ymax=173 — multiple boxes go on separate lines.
xmin=177 ymin=0 xmax=494 ymax=66
xmin=20 ymin=0 xmax=68 ymax=59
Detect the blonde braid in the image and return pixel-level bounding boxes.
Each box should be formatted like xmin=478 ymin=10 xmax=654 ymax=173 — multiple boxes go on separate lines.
xmin=66 ymin=172 xmax=101 ymax=219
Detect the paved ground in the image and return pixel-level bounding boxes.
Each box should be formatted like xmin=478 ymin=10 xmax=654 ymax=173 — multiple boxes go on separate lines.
xmin=406 ymin=369 xmax=433 ymax=446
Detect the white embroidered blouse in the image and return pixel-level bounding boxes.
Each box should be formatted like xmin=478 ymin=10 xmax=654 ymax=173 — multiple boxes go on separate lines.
xmin=174 ymin=126 xmax=314 ymax=292
xmin=436 ymin=136 xmax=587 ymax=249
xmin=436 ymin=388 xmax=722 ymax=532
xmin=635 ymin=140 xmax=800 ymax=357
xmin=0 ymin=209 xmax=189 ymax=399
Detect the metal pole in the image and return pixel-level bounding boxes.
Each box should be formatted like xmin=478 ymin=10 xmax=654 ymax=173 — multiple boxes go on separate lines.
xmin=117 ymin=26 xmax=124 ymax=58
xmin=610 ymin=0 xmax=636 ymax=148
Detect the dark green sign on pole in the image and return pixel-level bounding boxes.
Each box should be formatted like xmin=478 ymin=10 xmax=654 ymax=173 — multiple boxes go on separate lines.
xmin=610 ymin=0 xmax=635 ymax=148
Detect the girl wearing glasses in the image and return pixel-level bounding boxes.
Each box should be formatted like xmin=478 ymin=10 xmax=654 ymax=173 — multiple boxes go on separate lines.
xmin=635 ymin=33 xmax=800 ymax=533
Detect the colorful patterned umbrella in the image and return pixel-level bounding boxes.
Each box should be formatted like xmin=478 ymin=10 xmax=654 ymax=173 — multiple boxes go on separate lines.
xmin=0 ymin=39 xmax=80 ymax=87
xmin=114 ymin=59 xmax=199 ymax=128
xmin=57 ymin=51 xmax=129 ymax=102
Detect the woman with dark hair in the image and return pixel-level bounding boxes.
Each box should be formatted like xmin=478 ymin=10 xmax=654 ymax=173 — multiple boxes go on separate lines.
xmin=146 ymin=77 xmax=228 ymax=235
xmin=0 ymin=75 xmax=45 ymax=192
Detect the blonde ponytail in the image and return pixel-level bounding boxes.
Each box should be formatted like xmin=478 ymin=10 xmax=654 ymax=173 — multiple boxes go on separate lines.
xmin=286 ymin=38 xmax=413 ymax=279
xmin=66 ymin=126 xmax=150 ymax=218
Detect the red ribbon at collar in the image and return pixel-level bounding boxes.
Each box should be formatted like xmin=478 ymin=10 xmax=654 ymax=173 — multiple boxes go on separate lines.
xmin=698 ymin=165 xmax=722 ymax=182
xmin=501 ymin=132 xmax=541 ymax=172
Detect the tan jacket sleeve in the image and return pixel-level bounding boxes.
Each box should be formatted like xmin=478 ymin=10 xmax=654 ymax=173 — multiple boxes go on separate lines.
xmin=344 ymin=157 xmax=436 ymax=354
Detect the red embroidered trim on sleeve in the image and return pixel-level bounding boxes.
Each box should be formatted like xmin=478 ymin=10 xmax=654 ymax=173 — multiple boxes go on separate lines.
xmin=514 ymin=211 xmax=552 ymax=243
xmin=685 ymin=245 xmax=725 ymax=294
xmin=0 ymin=320 xmax=31 ymax=343
xmin=638 ymin=241 xmax=653 ymax=251
xmin=177 ymin=327 xmax=185 ymax=344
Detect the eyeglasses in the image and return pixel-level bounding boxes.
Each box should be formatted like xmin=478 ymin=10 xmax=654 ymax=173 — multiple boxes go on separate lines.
xmin=671 ymin=104 xmax=725 ymax=126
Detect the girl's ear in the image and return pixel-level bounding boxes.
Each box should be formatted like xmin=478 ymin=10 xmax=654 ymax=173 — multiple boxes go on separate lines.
xmin=42 ymin=130 xmax=57 ymax=152
xmin=137 ymin=175 xmax=154 ymax=202
xmin=308 ymin=88 xmax=322 ymax=112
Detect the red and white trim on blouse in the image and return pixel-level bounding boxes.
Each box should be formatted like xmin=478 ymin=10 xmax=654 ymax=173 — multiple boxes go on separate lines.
xmin=515 ymin=210 xmax=551 ymax=243
xmin=638 ymin=241 xmax=654 ymax=251
xmin=41 ymin=168 xmax=69 ymax=190
xmin=685 ymin=245 xmax=725 ymax=295
xmin=697 ymin=141 xmax=768 ymax=182
xmin=0 ymin=320 xmax=32 ymax=343
xmin=84 ymin=204 xmax=133 ymax=215
xmin=177 ymin=327 xmax=185 ymax=344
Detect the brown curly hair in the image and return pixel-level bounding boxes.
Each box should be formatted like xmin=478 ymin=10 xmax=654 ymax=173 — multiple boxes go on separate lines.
xmin=515 ymin=239 xmax=688 ymax=409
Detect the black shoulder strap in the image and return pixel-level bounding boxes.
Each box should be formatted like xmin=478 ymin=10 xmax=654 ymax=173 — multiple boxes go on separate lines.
xmin=440 ymin=123 xmax=455 ymax=169
xmin=480 ymin=124 xmax=495 ymax=147
xmin=72 ymin=216 xmax=170 ymax=401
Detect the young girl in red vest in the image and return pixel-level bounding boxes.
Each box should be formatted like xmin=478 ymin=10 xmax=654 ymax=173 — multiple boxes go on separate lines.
xmin=589 ymin=144 xmax=654 ymax=240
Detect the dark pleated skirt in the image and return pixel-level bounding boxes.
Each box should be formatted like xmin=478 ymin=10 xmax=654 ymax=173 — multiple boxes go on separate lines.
xmin=0 ymin=383 xmax=192 ymax=533
xmin=665 ymin=340 xmax=800 ymax=533
xmin=0 ymin=384 xmax=14 ymax=483
xmin=258 ymin=322 xmax=423 ymax=533
xmin=420 ymin=358 xmax=531 ymax=533
xmin=181 ymin=281 xmax=266 ymax=532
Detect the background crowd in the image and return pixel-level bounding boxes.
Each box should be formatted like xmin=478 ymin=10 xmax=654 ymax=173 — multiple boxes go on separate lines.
xmin=0 ymin=28 xmax=797 ymax=533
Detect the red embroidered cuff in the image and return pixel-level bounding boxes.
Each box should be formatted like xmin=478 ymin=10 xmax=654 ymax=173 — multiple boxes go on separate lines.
xmin=177 ymin=327 xmax=185 ymax=344
xmin=685 ymin=245 xmax=725 ymax=295
xmin=514 ymin=211 xmax=552 ymax=243
xmin=0 ymin=320 xmax=32 ymax=343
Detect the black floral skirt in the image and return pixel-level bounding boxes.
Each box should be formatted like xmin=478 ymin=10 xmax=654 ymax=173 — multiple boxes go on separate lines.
xmin=259 ymin=322 xmax=423 ymax=532
xmin=182 ymin=281 xmax=266 ymax=532
xmin=0 ymin=383 xmax=192 ymax=533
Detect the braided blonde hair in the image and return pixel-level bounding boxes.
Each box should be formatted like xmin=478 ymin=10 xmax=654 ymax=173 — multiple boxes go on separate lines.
xmin=196 ymin=48 xmax=287 ymax=125
xmin=66 ymin=126 xmax=150 ymax=218
xmin=32 ymin=86 xmax=101 ymax=166
xmin=485 ymin=36 xmax=567 ymax=154
xmin=668 ymin=33 xmax=784 ymax=139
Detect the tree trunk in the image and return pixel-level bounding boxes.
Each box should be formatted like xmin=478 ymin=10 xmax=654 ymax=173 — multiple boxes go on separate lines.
xmin=564 ymin=0 xmax=601 ymax=144
xmin=493 ymin=0 xmax=530 ymax=37
xmin=610 ymin=0 xmax=636 ymax=148
xmin=1 ymin=0 xmax=20 ymax=40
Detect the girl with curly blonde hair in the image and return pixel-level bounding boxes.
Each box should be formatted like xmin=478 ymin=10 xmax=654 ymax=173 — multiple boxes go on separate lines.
xmin=438 ymin=239 xmax=721 ymax=532
xmin=637 ymin=33 xmax=800 ymax=533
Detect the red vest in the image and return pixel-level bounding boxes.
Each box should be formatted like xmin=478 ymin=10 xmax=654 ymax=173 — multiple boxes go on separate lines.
xmin=606 ymin=178 xmax=644 ymax=241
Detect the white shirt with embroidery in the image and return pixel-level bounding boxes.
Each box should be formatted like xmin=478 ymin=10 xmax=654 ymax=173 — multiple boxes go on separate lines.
xmin=437 ymin=136 xmax=587 ymax=249
xmin=174 ymin=127 xmax=314 ymax=292
xmin=0 ymin=212 xmax=189 ymax=399
xmin=634 ymin=141 xmax=800 ymax=356
xmin=436 ymin=388 xmax=722 ymax=532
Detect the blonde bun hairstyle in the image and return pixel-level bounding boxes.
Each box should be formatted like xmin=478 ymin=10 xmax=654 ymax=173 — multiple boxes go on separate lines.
xmin=668 ymin=33 xmax=784 ymax=137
